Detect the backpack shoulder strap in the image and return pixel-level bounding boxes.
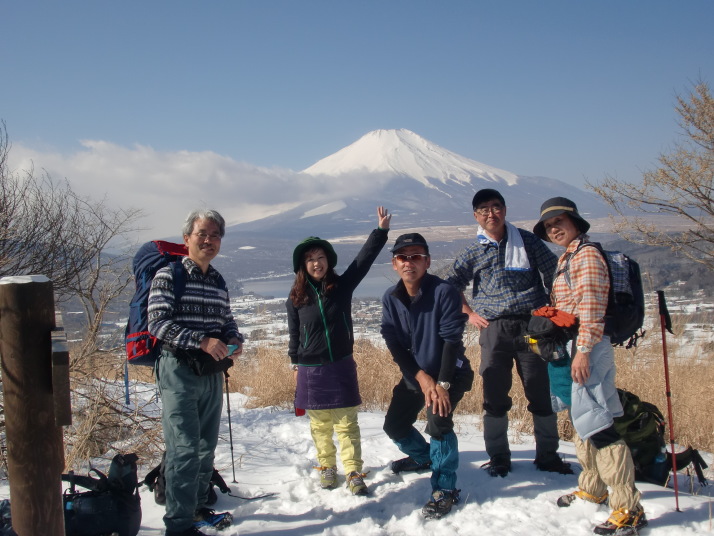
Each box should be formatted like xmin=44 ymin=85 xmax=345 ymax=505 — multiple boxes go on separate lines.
xmin=171 ymin=259 xmax=187 ymax=301
xmin=559 ymin=239 xmax=614 ymax=295
xmin=142 ymin=463 xmax=162 ymax=488
xmin=556 ymin=238 xmax=590 ymax=288
xmin=216 ymin=271 xmax=228 ymax=293
xmin=152 ymin=262 xmax=186 ymax=364
xmin=690 ymin=449 xmax=709 ymax=486
xmin=62 ymin=469 xmax=109 ymax=492
xmin=669 ymin=447 xmax=709 ymax=486
xmin=210 ymin=468 xmax=231 ymax=494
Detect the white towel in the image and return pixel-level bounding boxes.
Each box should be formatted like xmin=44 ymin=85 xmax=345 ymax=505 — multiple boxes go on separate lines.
xmin=477 ymin=221 xmax=531 ymax=271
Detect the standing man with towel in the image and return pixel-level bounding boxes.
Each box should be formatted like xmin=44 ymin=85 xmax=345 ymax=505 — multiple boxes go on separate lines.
xmin=445 ymin=189 xmax=572 ymax=477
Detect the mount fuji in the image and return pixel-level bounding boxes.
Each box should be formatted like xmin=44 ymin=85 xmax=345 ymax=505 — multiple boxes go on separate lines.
xmin=230 ymin=128 xmax=608 ymax=239
xmin=303 ymin=128 xmax=520 ymax=188
xmin=218 ymin=129 xmax=613 ymax=278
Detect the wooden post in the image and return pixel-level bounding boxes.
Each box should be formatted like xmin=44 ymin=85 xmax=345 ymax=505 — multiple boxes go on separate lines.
xmin=0 ymin=275 xmax=65 ymax=536
xmin=52 ymin=312 xmax=72 ymax=427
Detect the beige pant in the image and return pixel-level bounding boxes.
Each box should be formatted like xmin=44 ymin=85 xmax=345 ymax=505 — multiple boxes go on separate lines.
xmin=574 ymin=434 xmax=642 ymax=511
xmin=307 ymin=406 xmax=363 ymax=474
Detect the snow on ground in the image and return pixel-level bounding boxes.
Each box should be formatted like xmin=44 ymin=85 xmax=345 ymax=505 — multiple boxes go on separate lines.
xmin=2 ymin=390 xmax=712 ymax=535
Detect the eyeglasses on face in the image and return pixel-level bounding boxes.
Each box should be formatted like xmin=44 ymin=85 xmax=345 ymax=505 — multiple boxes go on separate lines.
xmin=474 ymin=203 xmax=505 ymax=216
xmin=393 ymin=253 xmax=429 ymax=263
xmin=193 ymin=232 xmax=222 ymax=241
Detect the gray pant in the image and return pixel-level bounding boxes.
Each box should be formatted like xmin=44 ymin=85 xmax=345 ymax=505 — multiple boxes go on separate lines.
xmin=157 ymin=351 xmax=223 ymax=532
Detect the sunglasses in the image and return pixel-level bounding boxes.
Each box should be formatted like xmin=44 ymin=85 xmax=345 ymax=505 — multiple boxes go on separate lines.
xmin=393 ymin=253 xmax=429 ymax=262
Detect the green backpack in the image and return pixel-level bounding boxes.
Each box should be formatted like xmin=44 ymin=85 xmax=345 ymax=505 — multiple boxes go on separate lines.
xmin=613 ymin=389 xmax=666 ymax=477
xmin=614 ymin=389 xmax=709 ymax=487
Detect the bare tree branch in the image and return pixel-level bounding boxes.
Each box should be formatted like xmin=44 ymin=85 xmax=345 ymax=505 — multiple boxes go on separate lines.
xmin=1 ymin=121 xmax=156 ymax=465
xmin=588 ymin=80 xmax=714 ymax=270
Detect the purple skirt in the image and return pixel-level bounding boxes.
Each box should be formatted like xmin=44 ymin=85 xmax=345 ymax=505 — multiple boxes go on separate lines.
xmin=294 ymin=355 xmax=362 ymax=410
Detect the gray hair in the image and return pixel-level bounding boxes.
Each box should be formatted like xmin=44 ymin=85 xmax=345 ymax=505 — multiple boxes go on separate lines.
xmin=182 ymin=209 xmax=226 ymax=237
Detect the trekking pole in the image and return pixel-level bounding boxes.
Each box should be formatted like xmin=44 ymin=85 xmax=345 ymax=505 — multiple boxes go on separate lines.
xmin=657 ymin=290 xmax=680 ymax=512
xmin=124 ymin=359 xmax=131 ymax=407
xmin=224 ymin=371 xmax=238 ymax=483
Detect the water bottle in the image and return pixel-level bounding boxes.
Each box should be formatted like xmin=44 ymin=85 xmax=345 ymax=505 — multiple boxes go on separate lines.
xmin=654 ymin=448 xmax=666 ymax=465
xmin=555 ymin=343 xmax=569 ymax=362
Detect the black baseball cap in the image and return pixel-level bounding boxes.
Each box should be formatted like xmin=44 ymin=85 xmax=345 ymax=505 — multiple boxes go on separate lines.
xmin=392 ymin=233 xmax=430 ymax=254
xmin=472 ymin=188 xmax=506 ymax=210
xmin=471 ymin=188 xmax=506 ymax=210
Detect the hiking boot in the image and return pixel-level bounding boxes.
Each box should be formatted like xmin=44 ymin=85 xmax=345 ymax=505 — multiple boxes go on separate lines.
xmin=593 ymin=508 xmax=647 ymax=535
xmin=316 ymin=465 xmax=337 ymax=489
xmin=166 ymin=527 xmax=209 ymax=536
xmin=194 ymin=508 xmax=233 ymax=531
xmin=346 ymin=471 xmax=369 ymax=496
xmin=421 ymin=489 xmax=461 ymax=519
xmin=391 ymin=456 xmax=432 ymax=474
xmin=481 ymin=455 xmax=511 ymax=477
xmin=557 ymin=489 xmax=609 ymax=508
xmin=535 ymin=455 xmax=574 ymax=475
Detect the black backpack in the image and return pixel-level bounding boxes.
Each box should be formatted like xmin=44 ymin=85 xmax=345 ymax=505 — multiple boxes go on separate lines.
xmin=62 ymin=453 xmax=142 ymax=536
xmin=614 ymin=389 xmax=708 ymax=487
xmin=0 ymin=500 xmax=16 ymax=536
xmin=143 ymin=452 xmax=231 ymax=506
xmin=562 ymin=240 xmax=645 ymax=347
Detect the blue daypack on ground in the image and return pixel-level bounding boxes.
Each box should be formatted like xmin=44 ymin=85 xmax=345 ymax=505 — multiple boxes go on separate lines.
xmin=125 ymin=240 xmax=187 ymax=366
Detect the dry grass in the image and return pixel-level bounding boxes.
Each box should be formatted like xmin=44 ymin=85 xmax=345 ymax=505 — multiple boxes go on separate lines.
xmin=63 ymin=348 xmax=165 ymax=470
xmin=56 ymin=312 xmax=712 ymax=471
xmin=231 ymin=321 xmax=714 ymax=454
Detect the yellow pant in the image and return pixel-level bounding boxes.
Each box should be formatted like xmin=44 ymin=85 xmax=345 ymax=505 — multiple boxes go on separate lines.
xmin=307 ymin=406 xmax=363 ymax=473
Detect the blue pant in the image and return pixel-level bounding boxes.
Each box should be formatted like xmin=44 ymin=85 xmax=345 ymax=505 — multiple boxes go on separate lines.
xmin=384 ymin=377 xmax=470 ymax=491
xmin=157 ymin=351 xmax=223 ymax=532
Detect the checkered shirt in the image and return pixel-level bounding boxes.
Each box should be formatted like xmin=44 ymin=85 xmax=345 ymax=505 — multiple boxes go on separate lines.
xmin=445 ymin=227 xmax=558 ymax=319
xmin=552 ymin=237 xmax=610 ymax=349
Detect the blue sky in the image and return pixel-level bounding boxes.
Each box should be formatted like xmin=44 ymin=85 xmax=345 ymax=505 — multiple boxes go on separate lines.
xmin=3 ymin=1 xmax=713 ymax=237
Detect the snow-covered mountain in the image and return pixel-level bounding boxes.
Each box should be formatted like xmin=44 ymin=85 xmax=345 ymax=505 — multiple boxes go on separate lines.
xmin=230 ymin=128 xmax=609 ymax=239
xmin=303 ymin=128 xmax=519 ymax=189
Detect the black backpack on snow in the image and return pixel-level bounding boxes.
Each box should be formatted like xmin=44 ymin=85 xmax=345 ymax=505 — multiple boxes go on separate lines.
xmin=614 ymin=389 xmax=708 ymax=487
xmin=562 ymin=240 xmax=645 ymax=347
xmin=0 ymin=500 xmax=16 ymax=536
xmin=143 ymin=452 xmax=231 ymax=506
xmin=62 ymin=453 xmax=142 ymax=536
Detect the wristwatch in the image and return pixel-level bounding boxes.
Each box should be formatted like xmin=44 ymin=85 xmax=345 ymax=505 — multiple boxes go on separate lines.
xmin=437 ymin=381 xmax=451 ymax=391
xmin=576 ymin=345 xmax=592 ymax=354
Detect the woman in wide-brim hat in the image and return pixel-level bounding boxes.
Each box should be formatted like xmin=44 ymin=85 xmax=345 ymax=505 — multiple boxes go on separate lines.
xmin=535 ymin=197 xmax=646 ymax=535
xmin=286 ymin=206 xmax=391 ymax=496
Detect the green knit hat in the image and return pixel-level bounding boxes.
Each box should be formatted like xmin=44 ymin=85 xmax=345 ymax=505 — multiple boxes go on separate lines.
xmin=292 ymin=237 xmax=338 ymax=273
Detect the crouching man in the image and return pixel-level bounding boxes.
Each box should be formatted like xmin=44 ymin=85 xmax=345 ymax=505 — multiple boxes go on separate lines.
xmin=380 ymin=233 xmax=474 ymax=519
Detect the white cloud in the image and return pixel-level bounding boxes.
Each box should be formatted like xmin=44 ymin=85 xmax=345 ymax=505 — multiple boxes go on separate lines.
xmin=7 ymin=140 xmax=374 ymax=241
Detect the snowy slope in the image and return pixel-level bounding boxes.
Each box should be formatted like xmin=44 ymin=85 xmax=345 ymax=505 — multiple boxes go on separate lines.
xmin=137 ymin=400 xmax=714 ymax=535
xmin=5 ymin=390 xmax=707 ymax=536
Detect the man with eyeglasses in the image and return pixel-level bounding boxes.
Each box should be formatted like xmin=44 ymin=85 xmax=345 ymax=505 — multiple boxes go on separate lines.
xmin=445 ymin=189 xmax=572 ymax=478
xmin=148 ymin=209 xmax=243 ymax=536
xmin=381 ymin=233 xmax=474 ymax=519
